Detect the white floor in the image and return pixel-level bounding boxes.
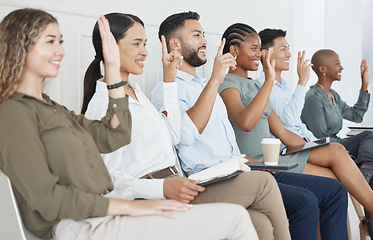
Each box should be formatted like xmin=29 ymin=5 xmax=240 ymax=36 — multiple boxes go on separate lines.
xmin=349 ymin=196 xmax=371 ymax=240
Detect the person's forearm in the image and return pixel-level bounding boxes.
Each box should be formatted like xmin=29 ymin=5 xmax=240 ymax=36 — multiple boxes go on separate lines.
xmin=361 ymin=83 xmax=369 ymax=92
xmin=107 ymin=198 xmax=191 ymax=218
xmin=107 ymin=198 xmax=132 ymax=216
xmin=280 ymin=85 xmax=307 ymax=124
xmin=239 ymin=80 xmax=273 ymax=131
xmin=270 ymin=113 xmax=306 ymax=147
xmin=297 ymin=76 xmax=308 ymax=86
xmin=281 ymin=130 xmax=306 ymax=147
xmin=186 ymin=78 xmax=220 ymax=134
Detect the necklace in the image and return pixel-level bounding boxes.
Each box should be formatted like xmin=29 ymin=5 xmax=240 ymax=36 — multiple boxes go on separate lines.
xmin=315 ymin=83 xmax=336 ymax=108
xmin=316 ymin=82 xmax=324 ymax=89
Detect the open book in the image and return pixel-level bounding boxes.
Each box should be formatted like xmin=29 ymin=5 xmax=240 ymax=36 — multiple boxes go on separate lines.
xmin=188 ymin=154 xmax=251 ymax=186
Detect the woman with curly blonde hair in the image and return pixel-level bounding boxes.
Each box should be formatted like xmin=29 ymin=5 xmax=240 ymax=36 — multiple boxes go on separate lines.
xmin=0 ymin=9 xmax=57 ymax=103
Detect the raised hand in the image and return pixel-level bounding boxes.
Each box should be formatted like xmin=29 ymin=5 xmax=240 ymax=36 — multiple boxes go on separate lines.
xmin=210 ymin=38 xmax=237 ymax=85
xmin=297 ymin=50 xmax=312 ymax=86
xmin=161 ymin=35 xmax=183 ymax=83
xmin=360 ymin=59 xmax=370 ymax=91
xmin=164 ymin=177 xmax=205 ymax=203
xmin=97 ymin=15 xmax=121 ymax=85
xmin=97 ymin=15 xmax=126 ymax=128
xmin=261 ymin=47 xmax=275 ymax=83
xmin=125 ymin=199 xmax=191 ymax=218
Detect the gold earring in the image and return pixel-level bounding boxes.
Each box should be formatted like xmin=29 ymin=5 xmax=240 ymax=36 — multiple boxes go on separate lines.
xmin=323 ymin=72 xmax=326 ymax=76
xmin=234 ymin=55 xmax=237 ymax=60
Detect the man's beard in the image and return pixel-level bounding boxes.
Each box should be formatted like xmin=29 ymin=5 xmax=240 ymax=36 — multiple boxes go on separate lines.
xmin=181 ymin=42 xmax=207 ymax=67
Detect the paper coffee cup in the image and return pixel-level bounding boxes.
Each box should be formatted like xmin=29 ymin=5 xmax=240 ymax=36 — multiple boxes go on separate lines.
xmin=261 ymin=138 xmax=281 ymax=165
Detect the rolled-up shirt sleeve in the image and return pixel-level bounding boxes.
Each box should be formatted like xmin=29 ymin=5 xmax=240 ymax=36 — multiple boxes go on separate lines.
xmin=277 ymin=84 xmax=307 ymax=127
xmin=107 ymin=173 xmax=165 ymax=200
xmin=72 ymin=96 xmax=132 ymax=154
xmin=178 ymin=99 xmax=201 ymax=146
xmin=132 ymin=178 xmax=164 ymax=199
xmin=151 ymin=80 xmax=200 ymax=146
xmin=158 ymin=82 xmax=181 ymax=145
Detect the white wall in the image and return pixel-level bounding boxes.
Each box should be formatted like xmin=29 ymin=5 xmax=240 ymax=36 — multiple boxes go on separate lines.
xmin=0 ymin=0 xmax=295 ymax=113
xmin=362 ymin=0 xmax=373 ymax=128
xmin=0 ymin=0 xmax=371 ymax=135
xmin=323 ymin=0 xmax=367 ymax=136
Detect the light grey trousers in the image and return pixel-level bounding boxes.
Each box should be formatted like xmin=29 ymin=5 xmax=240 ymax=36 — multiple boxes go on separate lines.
xmin=54 ymin=203 xmax=258 ymax=240
xmin=191 ymin=171 xmax=291 ymax=240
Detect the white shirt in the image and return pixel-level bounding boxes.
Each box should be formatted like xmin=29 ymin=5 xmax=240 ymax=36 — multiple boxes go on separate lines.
xmin=150 ymin=71 xmax=240 ymax=176
xmin=85 ymin=79 xmax=181 ymax=200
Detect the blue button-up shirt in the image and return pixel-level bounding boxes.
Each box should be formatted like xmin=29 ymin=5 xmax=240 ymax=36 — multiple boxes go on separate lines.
xmin=150 ymin=70 xmax=240 ymax=175
xmin=257 ymin=72 xmax=317 ymax=142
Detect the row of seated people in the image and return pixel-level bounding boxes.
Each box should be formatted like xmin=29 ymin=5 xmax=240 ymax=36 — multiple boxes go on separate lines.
xmin=0 ymin=7 xmax=371 ymax=240
xmin=256 ymin=29 xmax=373 ymax=237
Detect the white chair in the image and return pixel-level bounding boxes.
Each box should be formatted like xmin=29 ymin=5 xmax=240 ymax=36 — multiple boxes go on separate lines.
xmin=0 ymin=171 xmax=43 ymax=240
xmin=349 ymin=194 xmax=369 ymax=240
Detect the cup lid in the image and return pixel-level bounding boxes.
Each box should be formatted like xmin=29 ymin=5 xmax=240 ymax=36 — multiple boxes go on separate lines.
xmin=261 ymin=138 xmax=281 ymax=144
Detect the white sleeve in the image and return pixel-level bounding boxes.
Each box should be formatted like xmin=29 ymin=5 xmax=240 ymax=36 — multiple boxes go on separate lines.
xmin=103 ymin=150 xmax=165 ymax=200
xmin=86 ymin=84 xmax=165 ymax=200
xmin=158 ymin=82 xmax=181 ymax=145
xmin=85 ymin=85 xmax=109 ymax=120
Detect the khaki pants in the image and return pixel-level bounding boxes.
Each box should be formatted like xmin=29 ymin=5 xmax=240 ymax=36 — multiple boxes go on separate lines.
xmin=54 ymin=203 xmax=258 ymax=240
xmin=191 ymin=171 xmax=290 ymax=240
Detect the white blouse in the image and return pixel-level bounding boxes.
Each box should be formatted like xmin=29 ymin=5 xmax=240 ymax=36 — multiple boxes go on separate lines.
xmin=85 ymin=79 xmax=181 ymax=199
